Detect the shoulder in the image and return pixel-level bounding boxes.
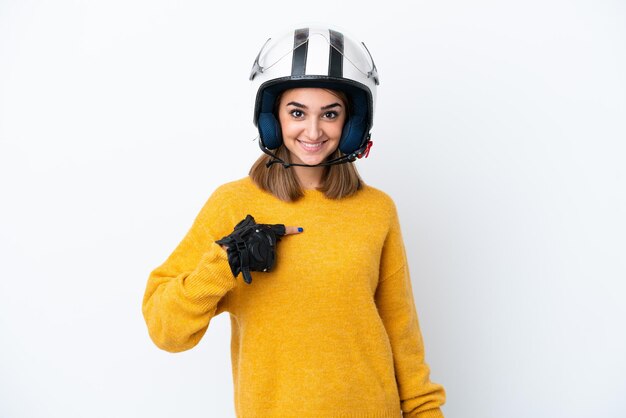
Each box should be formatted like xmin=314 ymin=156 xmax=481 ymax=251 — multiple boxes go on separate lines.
xmin=195 ymin=177 xmax=253 ymax=219
xmin=357 ymin=183 xmax=398 ymax=214
xmin=351 ymin=183 xmax=401 ymax=229
xmin=191 ymin=177 xmax=255 ymax=228
xmin=207 ymin=176 xmax=255 ymax=201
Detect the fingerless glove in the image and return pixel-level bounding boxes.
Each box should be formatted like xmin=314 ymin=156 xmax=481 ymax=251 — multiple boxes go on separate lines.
xmin=215 ymin=214 xmax=286 ymax=284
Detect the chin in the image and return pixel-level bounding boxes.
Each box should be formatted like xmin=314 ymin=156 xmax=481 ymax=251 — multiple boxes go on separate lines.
xmin=295 ymin=155 xmax=331 ymax=166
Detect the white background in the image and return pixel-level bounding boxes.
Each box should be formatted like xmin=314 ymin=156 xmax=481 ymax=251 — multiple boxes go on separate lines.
xmin=1 ymin=1 xmax=625 ymax=417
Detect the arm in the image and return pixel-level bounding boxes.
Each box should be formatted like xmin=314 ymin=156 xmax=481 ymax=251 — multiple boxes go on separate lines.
xmin=375 ymin=206 xmax=446 ymax=418
xmin=142 ymin=187 xmax=236 ymax=353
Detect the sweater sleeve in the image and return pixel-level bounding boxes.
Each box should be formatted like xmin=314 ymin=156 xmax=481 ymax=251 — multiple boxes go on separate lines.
xmin=142 ymin=186 xmax=237 ymax=353
xmin=375 ymin=205 xmax=446 ymax=418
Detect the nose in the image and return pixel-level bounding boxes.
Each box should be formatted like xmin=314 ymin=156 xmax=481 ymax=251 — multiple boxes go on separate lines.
xmin=303 ymin=118 xmax=323 ymax=141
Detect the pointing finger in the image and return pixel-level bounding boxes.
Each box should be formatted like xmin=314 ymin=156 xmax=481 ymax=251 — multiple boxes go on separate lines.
xmin=284 ymin=226 xmax=304 ymax=235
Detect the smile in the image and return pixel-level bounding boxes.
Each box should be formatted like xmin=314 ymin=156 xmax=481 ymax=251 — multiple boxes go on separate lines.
xmin=297 ymin=140 xmax=327 ymax=151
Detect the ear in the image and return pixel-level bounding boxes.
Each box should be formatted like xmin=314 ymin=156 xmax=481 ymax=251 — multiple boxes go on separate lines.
xmin=338 ymin=115 xmax=367 ymax=154
xmin=258 ymin=112 xmax=283 ymax=149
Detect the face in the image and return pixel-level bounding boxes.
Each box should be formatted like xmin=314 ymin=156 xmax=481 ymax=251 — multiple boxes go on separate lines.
xmin=277 ymin=88 xmax=347 ymax=166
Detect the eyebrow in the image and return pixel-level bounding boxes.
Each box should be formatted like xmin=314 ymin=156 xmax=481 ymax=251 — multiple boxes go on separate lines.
xmin=285 ymin=101 xmax=343 ymax=110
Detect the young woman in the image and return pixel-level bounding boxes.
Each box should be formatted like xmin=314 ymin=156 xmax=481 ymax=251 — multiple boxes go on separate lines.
xmin=142 ymin=26 xmax=446 ymax=418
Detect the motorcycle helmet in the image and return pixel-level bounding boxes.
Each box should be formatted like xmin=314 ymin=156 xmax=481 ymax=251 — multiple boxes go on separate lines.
xmin=249 ymin=25 xmax=379 ymax=166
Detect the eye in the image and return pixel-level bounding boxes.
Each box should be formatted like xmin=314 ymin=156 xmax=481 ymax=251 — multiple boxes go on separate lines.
xmin=289 ymin=109 xmax=304 ymax=118
xmin=323 ymin=111 xmax=339 ymax=120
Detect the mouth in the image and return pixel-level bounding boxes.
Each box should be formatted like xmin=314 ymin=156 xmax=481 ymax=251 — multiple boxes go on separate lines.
xmin=297 ymin=139 xmax=328 ymax=151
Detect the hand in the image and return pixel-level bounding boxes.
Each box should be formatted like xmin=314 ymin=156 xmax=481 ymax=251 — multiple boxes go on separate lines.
xmin=220 ymin=225 xmax=302 ymax=251
xmin=215 ymin=214 xmax=304 ymax=284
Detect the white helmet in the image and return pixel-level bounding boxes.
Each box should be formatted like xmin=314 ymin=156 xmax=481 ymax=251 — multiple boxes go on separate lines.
xmin=250 ymin=25 xmax=379 ymax=165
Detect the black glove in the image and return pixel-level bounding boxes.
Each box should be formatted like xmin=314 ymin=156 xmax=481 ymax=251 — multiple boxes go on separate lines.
xmin=215 ymin=214 xmax=286 ymax=284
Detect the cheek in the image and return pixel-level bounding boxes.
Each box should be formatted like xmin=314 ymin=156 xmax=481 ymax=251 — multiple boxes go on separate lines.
xmin=329 ymin=122 xmax=345 ymax=140
xmin=332 ymin=115 xmax=348 ymax=137
xmin=279 ymin=120 xmax=299 ymax=138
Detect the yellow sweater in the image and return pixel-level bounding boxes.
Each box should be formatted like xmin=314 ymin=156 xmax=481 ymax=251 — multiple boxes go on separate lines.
xmin=142 ymin=176 xmax=446 ymax=418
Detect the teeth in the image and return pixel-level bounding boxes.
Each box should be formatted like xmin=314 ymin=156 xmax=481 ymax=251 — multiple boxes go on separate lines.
xmin=299 ymin=140 xmax=325 ymax=150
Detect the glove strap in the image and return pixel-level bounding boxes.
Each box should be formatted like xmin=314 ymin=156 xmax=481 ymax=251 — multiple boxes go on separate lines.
xmin=234 ymin=237 xmax=253 ymax=284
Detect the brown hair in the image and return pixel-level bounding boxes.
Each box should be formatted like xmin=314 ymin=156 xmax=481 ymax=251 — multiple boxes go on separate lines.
xmin=248 ymin=89 xmax=364 ymax=202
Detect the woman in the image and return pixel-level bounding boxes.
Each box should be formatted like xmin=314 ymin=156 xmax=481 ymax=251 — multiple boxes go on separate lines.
xmin=142 ymin=25 xmax=446 ymax=417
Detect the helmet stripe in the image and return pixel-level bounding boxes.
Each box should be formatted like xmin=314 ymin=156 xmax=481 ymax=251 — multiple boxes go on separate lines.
xmin=291 ymin=28 xmax=309 ymax=76
xmin=328 ymin=29 xmax=344 ymax=78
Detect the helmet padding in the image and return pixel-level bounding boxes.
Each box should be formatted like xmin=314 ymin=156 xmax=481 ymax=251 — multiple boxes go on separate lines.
xmin=256 ymin=78 xmax=371 ymax=154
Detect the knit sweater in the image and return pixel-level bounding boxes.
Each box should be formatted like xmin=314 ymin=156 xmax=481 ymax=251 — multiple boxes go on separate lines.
xmin=142 ymin=176 xmax=446 ymax=418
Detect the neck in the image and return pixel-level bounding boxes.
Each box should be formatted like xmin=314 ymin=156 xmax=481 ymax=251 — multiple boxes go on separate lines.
xmin=292 ymin=165 xmax=325 ymax=190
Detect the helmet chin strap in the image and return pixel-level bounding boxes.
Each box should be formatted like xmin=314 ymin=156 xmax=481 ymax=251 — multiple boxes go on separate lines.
xmin=258 ymin=136 xmax=373 ymax=169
